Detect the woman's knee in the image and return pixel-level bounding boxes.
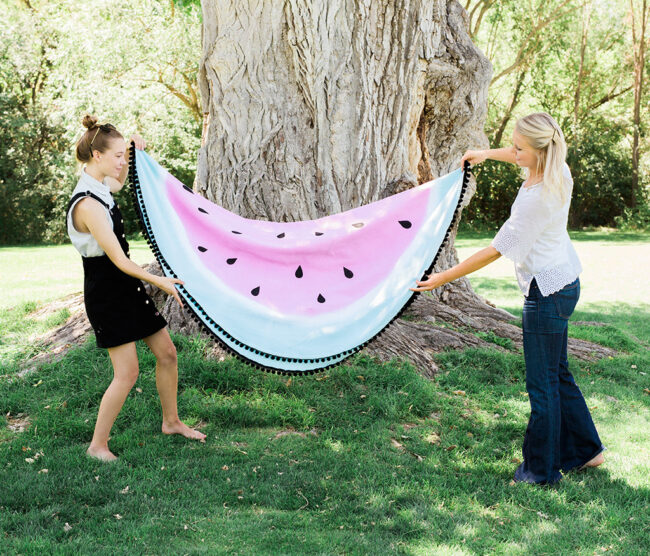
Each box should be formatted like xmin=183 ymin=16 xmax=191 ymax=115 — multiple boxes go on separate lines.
xmin=114 ymin=365 xmax=139 ymax=388
xmin=108 ymin=344 xmax=140 ymax=387
xmin=156 ymin=343 xmax=177 ymax=367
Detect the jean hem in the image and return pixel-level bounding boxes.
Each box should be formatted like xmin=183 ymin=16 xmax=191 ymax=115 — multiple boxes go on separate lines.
xmin=513 ymin=463 xmax=563 ymax=486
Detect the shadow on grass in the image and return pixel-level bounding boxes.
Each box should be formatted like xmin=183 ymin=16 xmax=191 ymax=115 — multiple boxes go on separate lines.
xmin=0 ymin=336 xmax=648 ymax=554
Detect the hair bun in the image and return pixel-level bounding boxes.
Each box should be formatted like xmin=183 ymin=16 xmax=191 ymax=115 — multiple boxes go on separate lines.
xmin=82 ymin=114 xmax=98 ymax=130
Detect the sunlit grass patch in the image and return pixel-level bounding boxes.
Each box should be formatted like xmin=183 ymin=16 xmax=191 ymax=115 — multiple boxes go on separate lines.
xmin=1 ymin=329 xmax=648 ymax=554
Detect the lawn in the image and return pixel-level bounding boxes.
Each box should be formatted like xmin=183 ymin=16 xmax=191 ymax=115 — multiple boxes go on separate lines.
xmin=0 ymin=231 xmax=648 ymax=555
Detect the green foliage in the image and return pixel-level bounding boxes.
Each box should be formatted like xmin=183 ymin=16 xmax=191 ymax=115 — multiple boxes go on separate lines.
xmin=462 ymin=160 xmax=522 ymax=232
xmin=615 ymin=196 xmax=650 ymax=231
xmin=475 ymin=330 xmax=516 ymax=350
xmin=567 ymin=120 xmax=637 ymax=227
xmin=465 ymin=0 xmax=649 ymax=231
xmin=0 ymin=0 xmax=202 ymax=245
xmin=0 ymin=7 xmax=73 ymax=244
xmin=0 ymin=100 xmax=72 ymax=244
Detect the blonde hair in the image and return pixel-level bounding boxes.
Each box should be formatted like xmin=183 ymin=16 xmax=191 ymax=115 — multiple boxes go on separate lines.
xmin=514 ymin=112 xmax=568 ymax=204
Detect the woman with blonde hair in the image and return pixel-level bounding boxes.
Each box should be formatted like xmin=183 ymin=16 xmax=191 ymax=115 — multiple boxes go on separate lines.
xmin=412 ymin=112 xmax=604 ymax=485
xmin=68 ymin=115 xmax=206 ymax=461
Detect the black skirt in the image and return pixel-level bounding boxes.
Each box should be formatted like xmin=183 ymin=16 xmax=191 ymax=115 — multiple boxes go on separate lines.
xmin=69 ymin=191 xmax=167 ymax=348
xmin=83 ymin=255 xmax=167 ymax=348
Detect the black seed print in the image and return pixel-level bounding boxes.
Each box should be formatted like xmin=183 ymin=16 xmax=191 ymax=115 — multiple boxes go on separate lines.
xmin=198 ymin=246 xmax=207 ymax=252
xmin=343 ymin=267 xmax=354 ymax=279
xmin=251 ymin=286 xmax=260 ymax=296
xmin=317 ymin=294 xmax=326 ymax=303
xmin=352 ymin=222 xmax=364 ymax=228
xmin=315 ymin=232 xmax=324 ymax=236
xmin=226 ymin=258 xmax=237 ymax=265
xmin=232 ymin=230 xmax=242 ymax=234
xmin=198 ymin=207 xmax=208 ymax=214
xmin=277 ymin=232 xmax=285 ymax=238
xmin=399 ymin=220 xmax=412 ymax=229
xmin=183 ymin=185 xmax=194 ymax=194
xmin=295 ymin=265 xmax=303 ymax=278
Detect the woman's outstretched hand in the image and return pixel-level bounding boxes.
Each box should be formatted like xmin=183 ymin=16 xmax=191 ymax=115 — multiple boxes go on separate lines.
xmin=410 ymin=272 xmax=449 ymax=292
xmin=460 ymin=149 xmax=487 ymax=168
xmin=154 ymin=276 xmax=185 ymax=308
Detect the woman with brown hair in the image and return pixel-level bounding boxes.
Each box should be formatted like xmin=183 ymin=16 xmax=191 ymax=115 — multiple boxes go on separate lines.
xmin=68 ymin=115 xmax=205 ymax=461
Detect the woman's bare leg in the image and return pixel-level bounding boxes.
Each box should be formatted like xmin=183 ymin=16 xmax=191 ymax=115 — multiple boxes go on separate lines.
xmin=87 ymin=342 xmax=139 ymax=461
xmin=143 ymin=329 xmax=206 ymax=442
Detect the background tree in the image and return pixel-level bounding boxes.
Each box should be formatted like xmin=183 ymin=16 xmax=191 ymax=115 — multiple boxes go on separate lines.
xmin=0 ymin=0 xmax=203 ymax=244
xmin=463 ymin=0 xmax=647 ymax=230
xmin=630 ymin=0 xmax=650 ymax=207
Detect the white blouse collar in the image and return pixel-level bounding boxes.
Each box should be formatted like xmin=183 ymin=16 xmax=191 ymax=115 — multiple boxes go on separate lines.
xmin=79 ymin=168 xmax=114 ymax=207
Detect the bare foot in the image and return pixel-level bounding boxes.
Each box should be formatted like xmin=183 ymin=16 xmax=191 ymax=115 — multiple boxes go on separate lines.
xmin=87 ymin=445 xmax=118 ymax=462
xmin=581 ymin=452 xmax=605 ymax=469
xmin=162 ymin=420 xmax=206 ymax=443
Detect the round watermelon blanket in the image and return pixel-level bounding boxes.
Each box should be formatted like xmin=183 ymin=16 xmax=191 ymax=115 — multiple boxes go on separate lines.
xmin=129 ymin=146 xmax=470 ymax=374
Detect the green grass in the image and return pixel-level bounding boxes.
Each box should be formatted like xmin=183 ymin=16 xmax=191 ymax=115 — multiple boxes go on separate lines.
xmin=0 ymin=302 xmax=72 ymax=368
xmin=0 ymin=231 xmax=649 ymax=554
xmin=1 ymin=337 xmax=648 ymax=554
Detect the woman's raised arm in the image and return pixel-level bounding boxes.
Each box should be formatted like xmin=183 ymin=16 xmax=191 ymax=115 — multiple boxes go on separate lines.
xmin=461 ymin=147 xmax=516 ymax=167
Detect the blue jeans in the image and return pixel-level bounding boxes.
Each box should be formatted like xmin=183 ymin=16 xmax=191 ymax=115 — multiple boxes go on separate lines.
xmin=515 ymin=278 xmax=604 ymax=485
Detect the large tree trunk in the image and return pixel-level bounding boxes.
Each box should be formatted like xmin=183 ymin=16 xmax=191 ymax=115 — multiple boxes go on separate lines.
xmin=197 ymin=0 xmax=489 ymax=216
xmin=154 ymin=0 xmax=610 ymax=373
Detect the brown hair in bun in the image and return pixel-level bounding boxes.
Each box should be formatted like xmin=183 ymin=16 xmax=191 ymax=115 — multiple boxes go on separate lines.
xmin=75 ymin=114 xmax=123 ymax=163
xmin=82 ymin=114 xmax=98 ymax=130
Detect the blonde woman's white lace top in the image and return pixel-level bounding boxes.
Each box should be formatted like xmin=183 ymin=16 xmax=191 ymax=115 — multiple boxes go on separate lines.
xmin=67 ymin=169 xmax=115 ymax=257
xmin=491 ymin=163 xmax=582 ymax=296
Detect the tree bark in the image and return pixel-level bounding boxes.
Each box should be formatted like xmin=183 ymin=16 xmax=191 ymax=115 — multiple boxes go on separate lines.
xmin=573 ymin=2 xmax=592 ymax=138
xmin=196 ymin=1 xmax=489 ymax=215
xmin=630 ymin=0 xmax=648 ymax=207
xmin=464 ymin=1 xmax=497 ymax=40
